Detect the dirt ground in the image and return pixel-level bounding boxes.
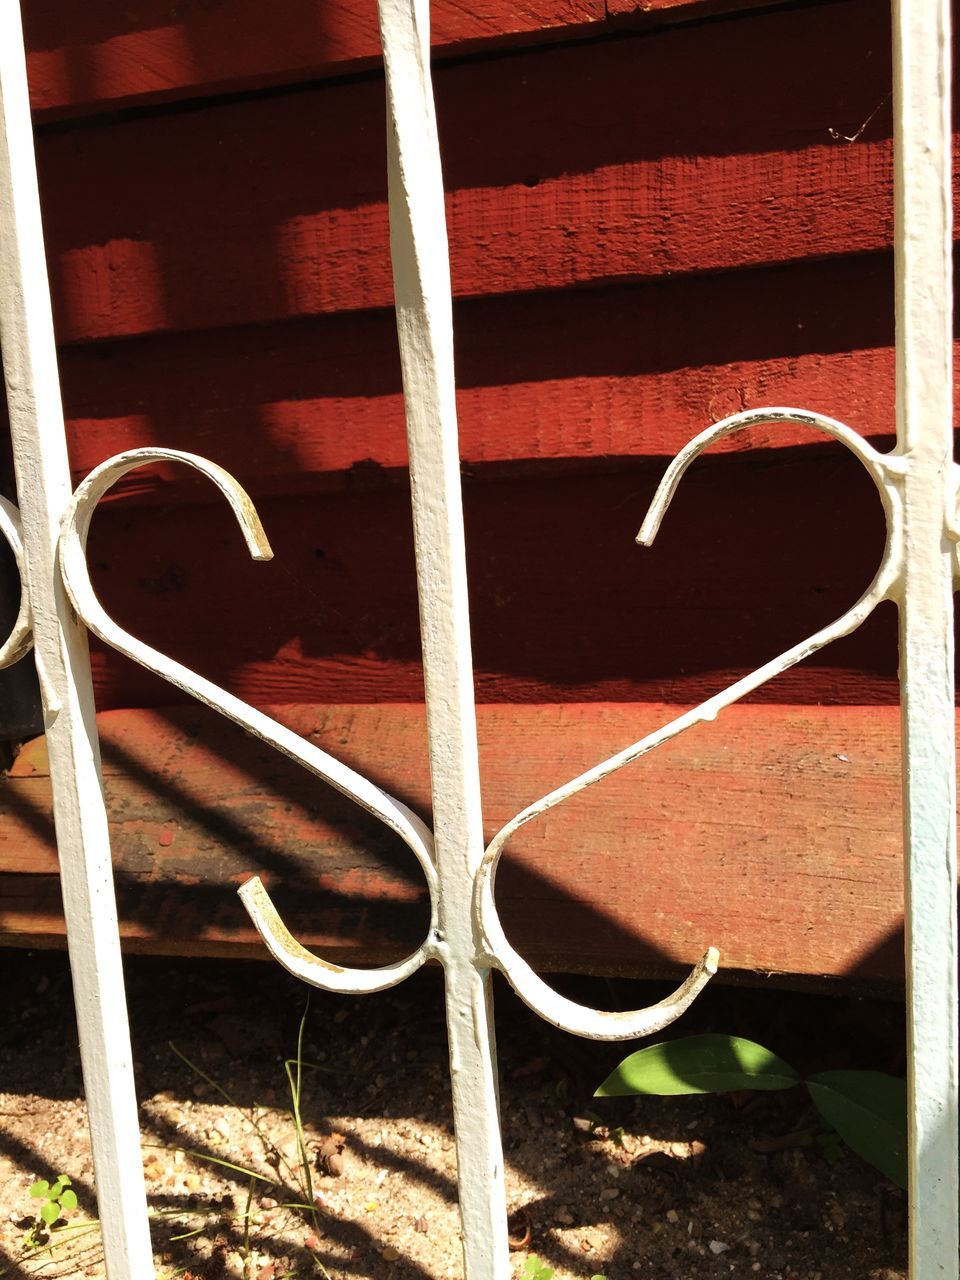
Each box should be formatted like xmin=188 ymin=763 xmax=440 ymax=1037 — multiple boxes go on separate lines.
xmin=0 ymin=948 xmax=908 ymax=1280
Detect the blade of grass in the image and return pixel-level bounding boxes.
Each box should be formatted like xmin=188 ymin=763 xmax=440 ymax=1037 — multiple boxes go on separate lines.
xmin=167 ymin=1225 xmax=211 ymax=1243
xmin=242 ymin=1174 xmax=255 ymax=1258
xmin=168 ymin=1041 xmax=298 ymax=1186
xmin=285 ymin=997 xmax=316 ymax=1215
xmin=164 ymin=1146 xmax=278 ymax=1184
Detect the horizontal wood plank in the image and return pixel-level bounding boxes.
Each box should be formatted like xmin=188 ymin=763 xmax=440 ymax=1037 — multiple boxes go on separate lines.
xmin=0 ymin=702 xmax=914 ymax=983
xmin=59 ymin=256 xmax=903 ymax=483
xmin=22 ymin=0 xmax=796 ymax=118
xmin=22 ymin=0 xmax=605 ymax=118
xmin=37 ymin=0 xmax=900 ymax=344
xmin=70 ymin=447 xmax=902 ymax=710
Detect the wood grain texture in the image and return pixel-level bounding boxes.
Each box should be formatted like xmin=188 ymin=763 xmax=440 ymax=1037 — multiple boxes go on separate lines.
xmin=36 ymin=0 xmax=899 ymax=344
xmin=21 ymin=0 xmax=800 ymax=117
xmin=0 ymin=702 xmax=916 ymax=983
xmin=73 ymin=445 xmax=902 ymax=711
xmin=607 ymin=0 xmax=776 ymax=18
xmin=22 ymin=0 xmax=606 ymax=117
xmin=58 ymin=256 xmax=904 ymax=485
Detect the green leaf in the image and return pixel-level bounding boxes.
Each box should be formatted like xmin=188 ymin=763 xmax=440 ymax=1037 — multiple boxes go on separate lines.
xmin=595 ymin=1034 xmax=800 ymax=1097
xmin=57 ymin=1175 xmax=72 ymax=1188
xmin=29 ymin=1181 xmax=49 ymax=1199
xmin=805 ymin=1071 xmax=907 ymax=1189
xmin=59 ymin=1189 xmax=78 ymax=1213
xmin=40 ymin=1201 xmax=60 ymax=1225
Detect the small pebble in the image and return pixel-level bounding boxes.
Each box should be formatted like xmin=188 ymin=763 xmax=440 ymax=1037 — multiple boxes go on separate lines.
xmin=382 ymin=1246 xmax=400 ymax=1262
xmin=709 ymin=1241 xmax=730 ymax=1255
xmin=600 ymin=1187 xmax=619 ymax=1201
xmin=666 ymin=1209 xmax=680 ymax=1223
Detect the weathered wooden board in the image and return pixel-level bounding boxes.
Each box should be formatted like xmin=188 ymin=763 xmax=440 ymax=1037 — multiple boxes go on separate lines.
xmin=21 ymin=0 xmax=794 ymax=117
xmin=73 ymin=445 xmax=902 ymax=711
xmin=0 ymin=702 xmax=916 ymax=983
xmin=58 ymin=256 xmax=906 ymax=487
xmin=22 ymin=0 xmax=605 ymax=118
xmin=36 ymin=0 xmax=899 ymax=344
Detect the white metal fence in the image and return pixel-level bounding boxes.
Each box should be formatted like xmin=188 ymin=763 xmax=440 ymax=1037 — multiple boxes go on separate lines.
xmin=0 ymin=0 xmax=957 ymax=1275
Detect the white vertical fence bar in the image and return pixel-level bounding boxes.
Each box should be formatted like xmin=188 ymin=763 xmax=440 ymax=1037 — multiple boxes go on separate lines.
xmin=892 ymin=0 xmax=959 ymax=1274
xmin=0 ymin=3 xmax=155 ymax=1276
xmin=377 ymin=0 xmax=511 ymax=1275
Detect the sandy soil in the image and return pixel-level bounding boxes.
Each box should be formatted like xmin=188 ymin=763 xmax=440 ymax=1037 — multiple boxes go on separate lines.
xmin=0 ymin=949 xmax=907 ymax=1280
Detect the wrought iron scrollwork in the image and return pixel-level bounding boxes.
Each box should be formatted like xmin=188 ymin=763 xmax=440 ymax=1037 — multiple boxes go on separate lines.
xmin=59 ymin=448 xmax=437 ymax=996
xmin=474 ymin=406 xmax=907 ymax=1037
xmin=58 ymin=442 xmax=718 ymax=1027
xmin=57 ymin=404 xmax=908 ymax=1038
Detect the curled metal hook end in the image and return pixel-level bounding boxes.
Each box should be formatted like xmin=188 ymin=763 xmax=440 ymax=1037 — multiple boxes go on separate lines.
xmin=637 ymin=406 xmax=886 ymax=552
xmin=233 ymin=494 xmax=274 ymax=563
xmin=635 ymin=442 xmax=692 ymax=547
xmin=239 ymin=875 xmax=345 ymax=977
xmin=664 ymin=944 xmax=719 ymax=1018
xmin=635 ymin=512 xmax=661 ymax=548
xmin=239 ymin=874 xmax=432 ymax=994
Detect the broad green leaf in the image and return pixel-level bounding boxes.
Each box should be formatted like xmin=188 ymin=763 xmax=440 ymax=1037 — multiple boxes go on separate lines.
xmin=595 ymin=1034 xmax=800 ymax=1097
xmin=29 ymin=1181 xmax=49 ymax=1199
xmin=58 ymin=1175 xmax=72 ymax=1187
xmin=806 ymin=1071 xmax=906 ymax=1189
xmin=59 ymin=1189 xmax=78 ymax=1212
xmin=41 ymin=1201 xmax=60 ymax=1225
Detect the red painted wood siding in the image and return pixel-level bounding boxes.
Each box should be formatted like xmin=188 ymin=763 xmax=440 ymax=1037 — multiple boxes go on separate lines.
xmin=22 ymin=0 xmax=786 ymax=117
xmin=26 ymin=0 xmax=915 ymax=712
xmin=0 ymin=0 xmax=943 ymax=978
xmin=37 ymin=0 xmax=895 ymax=344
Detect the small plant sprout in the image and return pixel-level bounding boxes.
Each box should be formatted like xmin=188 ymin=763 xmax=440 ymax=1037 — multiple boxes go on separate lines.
xmin=24 ymin=1174 xmax=78 ymax=1249
xmin=522 ymin=1259 xmax=553 ymax=1280
xmin=30 ymin=1174 xmax=78 ymax=1225
xmin=520 ymin=1259 xmax=606 ymax=1280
